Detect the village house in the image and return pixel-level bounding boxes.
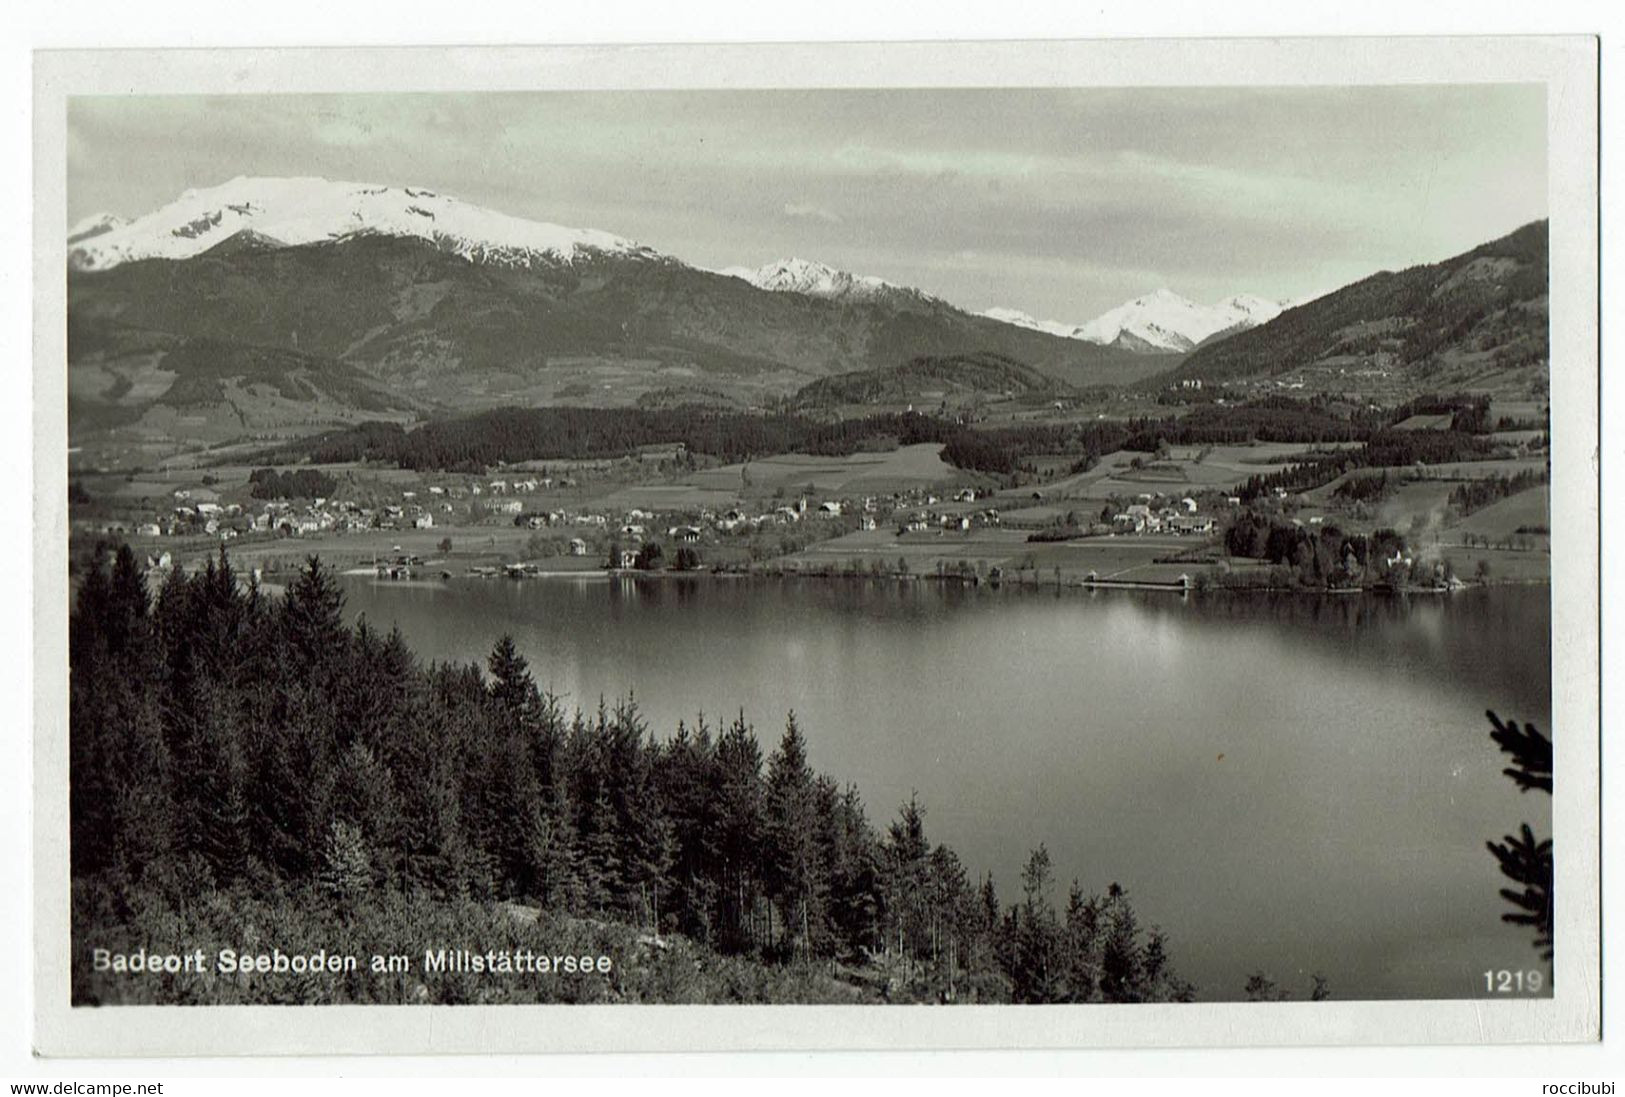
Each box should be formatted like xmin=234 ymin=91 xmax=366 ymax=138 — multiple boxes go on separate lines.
xmin=568 ymin=538 xmax=589 ymax=557
xmin=1116 ymin=504 xmax=1163 ymax=534
xmin=668 ymin=525 xmax=702 ymax=544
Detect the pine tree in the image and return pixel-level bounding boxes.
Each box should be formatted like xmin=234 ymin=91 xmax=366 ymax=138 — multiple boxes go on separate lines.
xmin=1009 ymin=844 xmax=1061 ymax=1002
xmin=318 ymin=819 xmax=374 ymax=907
xmin=524 ymin=799 xmax=584 ymax=912
xmin=882 ymin=794 xmax=932 ymax=964
xmin=1486 ymin=710 xmax=1554 ymax=963
xmin=713 ymin=712 xmax=765 ymax=952
xmin=1099 ymin=883 xmax=1145 ymax=1002
xmin=487 ymin=634 xmax=538 ymax=718
xmin=280 ymin=555 xmax=347 ymax=676
xmin=764 ymin=714 xmax=826 ymax=959
xmin=329 ymin=741 xmax=403 ymax=887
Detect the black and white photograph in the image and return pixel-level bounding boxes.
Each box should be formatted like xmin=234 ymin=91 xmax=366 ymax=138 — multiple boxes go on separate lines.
xmin=26 ymin=31 xmax=1602 ymax=1060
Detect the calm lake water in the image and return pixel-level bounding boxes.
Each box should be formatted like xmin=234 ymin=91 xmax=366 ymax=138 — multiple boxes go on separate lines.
xmin=337 ymin=573 xmax=1552 ymax=1001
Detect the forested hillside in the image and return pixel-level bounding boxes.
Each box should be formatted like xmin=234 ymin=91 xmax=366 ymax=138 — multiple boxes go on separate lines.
xmin=792 ymin=352 xmax=1071 ymax=408
xmin=270 ymin=395 xmax=1407 ymax=480
xmin=70 ymin=546 xmax=1197 ymax=1005
xmin=1167 ymin=221 xmax=1548 ymax=386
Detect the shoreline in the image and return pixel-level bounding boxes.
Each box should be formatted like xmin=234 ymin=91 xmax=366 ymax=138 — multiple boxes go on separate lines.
xmin=334 ymin=565 xmax=1550 ymax=598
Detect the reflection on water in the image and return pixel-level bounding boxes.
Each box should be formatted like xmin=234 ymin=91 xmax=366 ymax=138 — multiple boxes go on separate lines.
xmin=340 ymin=575 xmax=1552 ymax=1001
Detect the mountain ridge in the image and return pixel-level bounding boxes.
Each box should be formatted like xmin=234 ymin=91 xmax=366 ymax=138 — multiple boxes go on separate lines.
xmin=67 ymin=194 xmax=1168 ymax=447
xmin=67 ymin=176 xmax=660 ymax=273
xmin=1164 ymin=220 xmax=1549 ymax=388
xmin=717 ymin=257 xmax=942 ymax=309
xmin=982 ymin=288 xmax=1292 ymax=353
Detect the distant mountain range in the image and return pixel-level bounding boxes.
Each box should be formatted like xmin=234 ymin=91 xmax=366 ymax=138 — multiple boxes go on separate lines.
xmin=716 ymin=257 xmax=942 ymax=309
xmin=982 ymin=289 xmax=1295 ymax=354
xmin=67 ymin=176 xmax=659 ymax=272
xmin=66 ymin=177 xmax=1170 ymax=448
xmin=65 ymin=176 xmax=1547 ymax=455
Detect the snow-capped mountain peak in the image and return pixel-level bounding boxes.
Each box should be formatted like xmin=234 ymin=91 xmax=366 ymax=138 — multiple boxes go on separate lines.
xmin=67 ymin=212 xmax=128 ymax=245
xmin=721 ymin=257 xmax=938 ymax=306
xmin=67 ymin=176 xmax=661 ymax=271
xmin=977 ymin=307 xmax=1086 ymax=341
xmin=984 ymin=288 xmax=1291 ymax=353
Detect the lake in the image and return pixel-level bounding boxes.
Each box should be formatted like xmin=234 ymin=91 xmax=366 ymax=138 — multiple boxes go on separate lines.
xmin=337 ymin=573 xmax=1553 ymax=1001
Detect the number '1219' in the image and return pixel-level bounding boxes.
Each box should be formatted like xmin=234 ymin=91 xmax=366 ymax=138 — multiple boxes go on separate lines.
xmin=1483 ymin=969 xmax=1544 ymax=993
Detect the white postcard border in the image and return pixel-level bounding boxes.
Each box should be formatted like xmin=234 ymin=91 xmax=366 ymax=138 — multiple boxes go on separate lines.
xmin=31 ymin=34 xmax=1601 ymax=1056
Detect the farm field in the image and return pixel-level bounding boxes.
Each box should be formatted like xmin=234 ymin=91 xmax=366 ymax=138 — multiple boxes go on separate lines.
xmin=125 ymin=523 xmax=582 ymax=575
xmin=1306 ymin=455 xmax=1550 ymax=505
xmin=1373 ymin=480 xmax=1462 ymax=530
xmin=1392 ymin=413 xmax=1455 ymax=431
xmin=686 ymin=443 xmax=962 ymax=495
xmin=596 ymin=484 xmax=745 ymax=511
xmin=1001 ymin=441 xmax=1347 ymax=506
xmin=1487 ymin=398 xmax=1547 ymax=424
xmin=1449 ymin=486 xmax=1550 ymax=542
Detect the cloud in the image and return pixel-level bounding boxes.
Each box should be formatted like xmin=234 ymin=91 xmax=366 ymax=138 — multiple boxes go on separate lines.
xmin=782 ymin=201 xmax=841 ymax=224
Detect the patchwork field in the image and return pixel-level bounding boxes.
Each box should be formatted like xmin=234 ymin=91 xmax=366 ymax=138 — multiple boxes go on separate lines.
xmin=997 ymin=442 xmax=1346 ymax=506
xmin=1449 ymin=486 xmax=1550 ymax=542
xmin=686 ymin=443 xmax=962 ymax=496
xmin=596 ymin=484 xmax=747 ymax=511
xmin=1392 ymin=413 xmax=1455 ymax=431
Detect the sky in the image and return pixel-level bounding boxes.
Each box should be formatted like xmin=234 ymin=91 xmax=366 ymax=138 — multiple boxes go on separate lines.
xmin=65 ymin=86 xmax=1547 ymax=322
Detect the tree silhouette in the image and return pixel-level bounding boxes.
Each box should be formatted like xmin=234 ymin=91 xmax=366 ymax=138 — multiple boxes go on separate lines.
xmin=1486 ymin=710 xmax=1553 ymax=963
xmin=1487 ymin=710 xmax=1552 ymax=793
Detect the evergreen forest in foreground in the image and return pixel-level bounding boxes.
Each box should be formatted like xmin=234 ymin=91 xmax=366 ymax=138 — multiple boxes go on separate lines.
xmin=68 ymin=545 xmax=1228 ymax=1005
